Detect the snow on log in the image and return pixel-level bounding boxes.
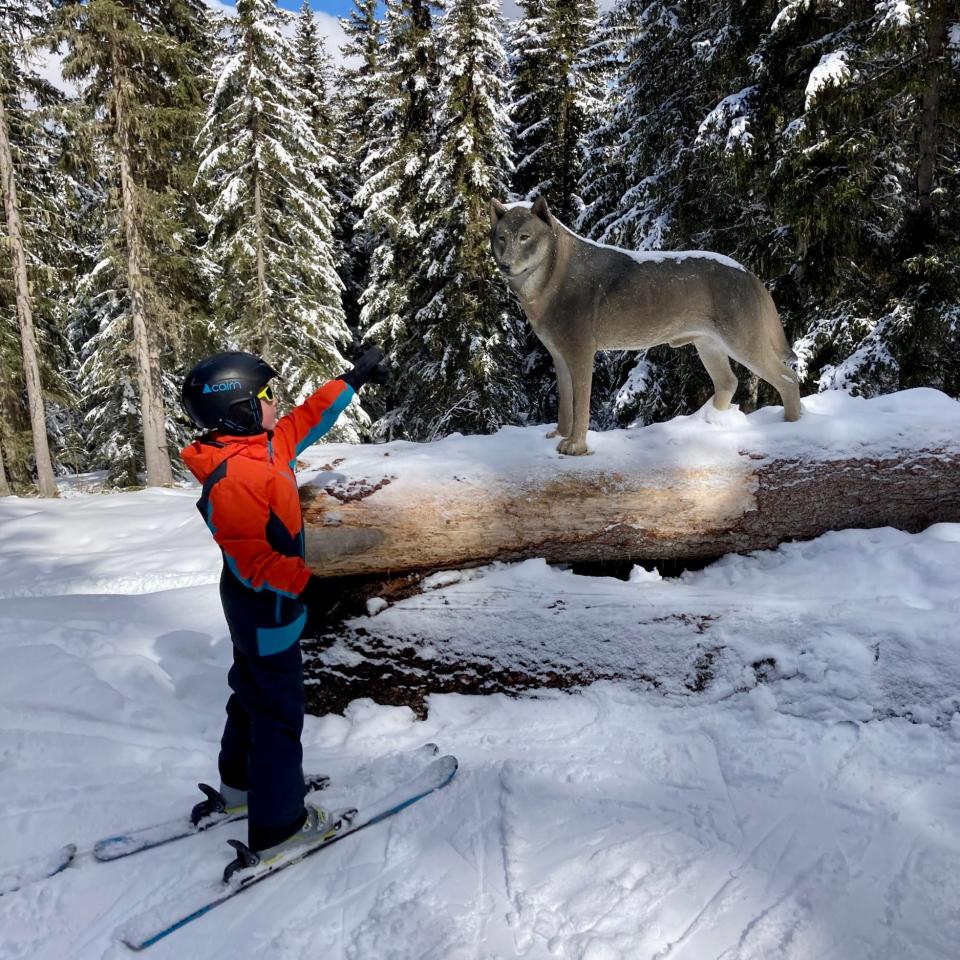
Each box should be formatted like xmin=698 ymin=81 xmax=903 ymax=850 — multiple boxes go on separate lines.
xmin=297 ymin=389 xmax=960 ymax=578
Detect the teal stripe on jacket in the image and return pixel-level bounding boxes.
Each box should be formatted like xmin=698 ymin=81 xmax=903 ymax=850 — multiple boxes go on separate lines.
xmin=292 ymin=383 xmax=354 ymax=463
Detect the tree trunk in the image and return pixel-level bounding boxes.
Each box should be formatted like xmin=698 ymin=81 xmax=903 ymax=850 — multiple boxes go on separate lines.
xmin=247 ymin=17 xmax=269 ymax=359
xmin=0 ymin=94 xmax=58 ymax=498
xmin=916 ymin=0 xmax=947 ymax=222
xmin=113 ymin=73 xmax=173 ymax=487
xmin=253 ymin=164 xmax=269 ymax=356
xmin=0 ymin=439 xmax=11 ymax=497
xmin=299 ymin=433 xmax=960 ymax=579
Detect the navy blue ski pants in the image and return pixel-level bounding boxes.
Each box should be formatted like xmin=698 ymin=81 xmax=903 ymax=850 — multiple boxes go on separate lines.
xmin=218 ymin=641 xmax=308 ymax=851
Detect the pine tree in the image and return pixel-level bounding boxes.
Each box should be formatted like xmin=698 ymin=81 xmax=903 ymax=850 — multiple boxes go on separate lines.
xmin=295 ymin=0 xmax=338 ymax=198
xmin=578 ymin=0 xmax=960 ymax=423
xmin=509 ymin=0 xmax=602 ymax=225
xmin=293 ymin=1 xmax=359 ymax=398
xmin=402 ymin=0 xmax=523 ymax=440
xmin=354 ymin=0 xmax=440 ymax=439
xmin=337 ymin=0 xmax=384 ymax=334
xmin=0 ymin=0 xmax=65 ymax=496
xmin=711 ymin=0 xmax=960 ymax=397
xmin=50 ymin=0 xmax=213 ymax=486
xmin=197 ymin=0 xmax=363 ymax=437
xmin=575 ymin=2 xmax=630 ymax=236
xmin=508 ymin=0 xmax=552 ymax=201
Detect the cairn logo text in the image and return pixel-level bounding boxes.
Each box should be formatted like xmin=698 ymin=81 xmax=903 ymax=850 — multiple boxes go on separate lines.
xmin=202 ymin=381 xmax=242 ymax=394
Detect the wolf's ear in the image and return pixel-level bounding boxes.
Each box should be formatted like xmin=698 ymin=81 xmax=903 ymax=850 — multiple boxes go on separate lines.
xmin=531 ymin=196 xmax=551 ymax=223
xmin=490 ymin=199 xmax=509 ymax=226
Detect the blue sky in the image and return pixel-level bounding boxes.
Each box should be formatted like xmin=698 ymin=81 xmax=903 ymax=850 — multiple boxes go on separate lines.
xmin=277 ymin=0 xmax=356 ymax=16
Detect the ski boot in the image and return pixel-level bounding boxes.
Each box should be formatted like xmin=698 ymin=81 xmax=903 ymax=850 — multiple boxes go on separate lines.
xmin=192 ymin=773 xmax=331 ymax=829
xmin=222 ymin=802 xmax=352 ymax=882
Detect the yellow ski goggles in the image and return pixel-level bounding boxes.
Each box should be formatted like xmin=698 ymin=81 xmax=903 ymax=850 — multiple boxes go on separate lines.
xmin=256 ymin=383 xmax=275 ymax=403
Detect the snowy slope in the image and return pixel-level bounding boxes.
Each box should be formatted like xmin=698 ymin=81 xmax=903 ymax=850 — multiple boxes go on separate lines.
xmin=1 ymin=391 xmax=959 ymax=959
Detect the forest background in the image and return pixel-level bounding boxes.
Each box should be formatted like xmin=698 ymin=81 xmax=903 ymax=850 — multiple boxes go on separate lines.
xmin=1 ymin=0 xmax=958 ymax=494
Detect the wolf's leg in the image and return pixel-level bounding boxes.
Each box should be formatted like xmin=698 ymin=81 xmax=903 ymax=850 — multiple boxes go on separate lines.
xmin=546 ymin=349 xmax=573 ymax=439
xmin=556 ymin=351 xmax=595 ymax=456
xmin=768 ymin=360 xmax=801 ymax=421
xmin=694 ymin=340 xmax=739 ymax=411
xmin=736 ymin=348 xmax=802 ymax=422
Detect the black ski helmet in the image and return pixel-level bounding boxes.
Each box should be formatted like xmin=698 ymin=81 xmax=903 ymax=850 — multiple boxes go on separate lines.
xmin=181 ymin=351 xmax=280 ymax=435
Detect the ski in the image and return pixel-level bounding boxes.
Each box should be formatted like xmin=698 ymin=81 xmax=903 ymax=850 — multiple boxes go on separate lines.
xmin=0 ymin=843 xmax=77 ymax=896
xmin=0 ymin=743 xmax=441 ymax=898
xmin=92 ymin=772 xmax=331 ymax=862
xmin=120 ymin=754 xmax=458 ymax=951
xmin=94 ymin=742 xmax=438 ymax=863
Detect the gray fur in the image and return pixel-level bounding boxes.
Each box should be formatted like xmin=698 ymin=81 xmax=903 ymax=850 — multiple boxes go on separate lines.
xmin=490 ymin=197 xmax=801 ymax=455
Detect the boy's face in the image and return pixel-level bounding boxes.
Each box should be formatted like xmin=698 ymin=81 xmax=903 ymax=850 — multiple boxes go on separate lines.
xmin=260 ymin=396 xmax=278 ymax=431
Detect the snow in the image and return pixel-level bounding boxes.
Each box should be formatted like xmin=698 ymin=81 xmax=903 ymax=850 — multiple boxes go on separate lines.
xmin=696 ymin=86 xmax=757 ymax=156
xmin=1 ymin=389 xmax=960 ymax=958
xmin=297 ymin=387 xmax=960 ymax=496
xmin=805 ymin=50 xmax=853 ymax=109
xmin=876 ymin=0 xmax=920 ymax=30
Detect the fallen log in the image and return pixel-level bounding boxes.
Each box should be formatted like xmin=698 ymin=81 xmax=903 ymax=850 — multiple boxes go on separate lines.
xmin=298 ymin=389 xmax=960 ymax=579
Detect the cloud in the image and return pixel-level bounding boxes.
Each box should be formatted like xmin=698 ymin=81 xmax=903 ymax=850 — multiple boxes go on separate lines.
xmin=310 ymin=11 xmax=352 ymax=67
xmin=212 ymin=1 xmax=353 ymax=67
xmin=26 ymin=45 xmax=77 ymax=98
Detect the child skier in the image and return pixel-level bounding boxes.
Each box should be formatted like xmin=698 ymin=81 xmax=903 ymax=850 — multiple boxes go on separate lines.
xmin=179 ymin=347 xmax=388 ymax=874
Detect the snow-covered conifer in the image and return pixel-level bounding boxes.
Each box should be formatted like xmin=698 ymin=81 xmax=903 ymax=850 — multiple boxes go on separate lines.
xmin=354 ymin=0 xmax=440 ymax=438
xmin=509 ymin=0 xmax=603 ymax=227
xmin=400 ymin=0 xmax=523 ymax=440
xmin=197 ymin=0 xmax=365 ymax=439
xmin=50 ymin=0 xmax=213 ymax=486
xmin=508 ymin=0 xmax=552 ymax=202
xmin=0 ymin=0 xmax=73 ymax=494
xmin=337 ymin=0 xmax=384 ymax=333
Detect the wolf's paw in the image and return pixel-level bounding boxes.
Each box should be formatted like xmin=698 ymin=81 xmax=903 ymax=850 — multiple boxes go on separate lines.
xmin=702 ymin=400 xmax=745 ymax=427
xmin=546 ymin=428 xmax=566 ymax=439
xmin=557 ymin=437 xmax=591 ymax=456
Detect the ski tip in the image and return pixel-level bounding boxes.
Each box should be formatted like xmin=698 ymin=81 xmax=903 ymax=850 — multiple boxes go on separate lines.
xmin=430 ymin=755 xmax=458 ymax=787
xmin=422 ymin=742 xmax=440 ymax=756
xmin=55 ymin=844 xmax=79 ymax=873
xmin=0 ymin=843 xmax=78 ymax=896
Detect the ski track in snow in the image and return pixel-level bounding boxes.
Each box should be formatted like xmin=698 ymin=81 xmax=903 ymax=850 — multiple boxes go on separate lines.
xmin=2 ymin=396 xmax=960 ymax=958
xmin=2 ymin=666 xmax=959 ymax=959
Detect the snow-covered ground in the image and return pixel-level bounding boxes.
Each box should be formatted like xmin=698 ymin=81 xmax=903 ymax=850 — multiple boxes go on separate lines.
xmin=1 ymin=392 xmax=959 ymax=959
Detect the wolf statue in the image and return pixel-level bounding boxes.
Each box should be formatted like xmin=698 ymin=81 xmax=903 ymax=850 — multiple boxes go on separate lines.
xmin=490 ymin=198 xmax=801 ymax=456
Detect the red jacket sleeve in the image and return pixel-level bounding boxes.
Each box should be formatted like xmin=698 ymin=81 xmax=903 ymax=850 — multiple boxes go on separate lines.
xmin=272 ymin=380 xmax=355 ymax=467
xmin=206 ymin=467 xmax=311 ymax=597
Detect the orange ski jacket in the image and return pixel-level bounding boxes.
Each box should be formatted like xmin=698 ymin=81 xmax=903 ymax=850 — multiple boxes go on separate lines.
xmin=181 ymin=379 xmax=354 ymax=656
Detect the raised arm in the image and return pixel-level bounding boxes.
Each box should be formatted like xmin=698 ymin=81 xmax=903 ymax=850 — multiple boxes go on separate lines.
xmin=272 ymin=348 xmax=389 ymax=466
xmin=272 ymin=380 xmax=355 ymax=467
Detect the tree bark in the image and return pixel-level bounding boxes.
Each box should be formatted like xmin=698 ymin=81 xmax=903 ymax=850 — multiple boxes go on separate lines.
xmin=0 ymin=438 xmax=11 ymax=497
xmin=916 ymin=0 xmax=947 ymax=222
xmin=113 ymin=71 xmax=174 ymax=487
xmin=0 ymin=94 xmax=57 ymax=497
xmin=299 ymin=440 xmax=960 ymax=579
xmin=253 ymin=161 xmax=269 ymax=357
xmin=247 ymin=18 xmax=269 ymax=359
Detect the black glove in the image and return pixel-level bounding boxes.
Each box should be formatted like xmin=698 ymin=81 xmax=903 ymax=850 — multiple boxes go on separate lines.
xmin=340 ymin=346 xmax=390 ymax=390
xmin=298 ymin=575 xmax=342 ymax=623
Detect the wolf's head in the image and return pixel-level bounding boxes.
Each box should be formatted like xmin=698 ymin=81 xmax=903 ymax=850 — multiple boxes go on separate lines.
xmin=489 ymin=198 xmax=556 ymax=288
